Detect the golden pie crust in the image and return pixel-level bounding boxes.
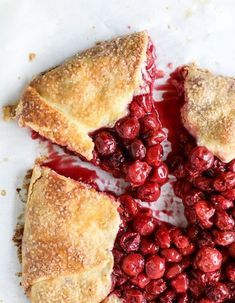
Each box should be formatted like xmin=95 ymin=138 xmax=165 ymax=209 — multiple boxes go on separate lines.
xmin=16 ymin=32 xmax=149 ymax=160
xmin=182 ymin=64 xmax=235 ymax=162
xmin=22 ymin=165 xmax=120 ymax=303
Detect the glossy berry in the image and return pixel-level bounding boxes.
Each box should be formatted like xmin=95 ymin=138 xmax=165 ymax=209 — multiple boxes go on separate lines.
xmin=195 ymin=247 xmax=222 ymax=273
xmin=171 ymin=273 xmax=189 ymax=293
xmin=139 ymin=238 xmax=159 ymax=255
xmin=94 ymin=131 xmax=116 ymax=156
xmin=119 ymin=232 xmax=140 ymax=253
xmin=115 ymin=116 xmax=140 ymax=139
xmin=155 ymin=226 xmax=171 ymax=248
xmin=133 ymin=213 xmax=156 ymax=236
xmin=213 ymin=171 xmax=235 ymax=191
xmin=119 ymin=195 xmax=139 ymax=221
xmin=121 ymin=253 xmax=145 ymax=277
xmin=145 ymin=279 xmax=167 ymax=299
xmin=215 ymin=210 xmax=234 ymax=231
xmin=210 ymin=194 xmax=233 ymax=210
xmin=226 ymin=264 xmax=235 ymax=282
xmin=194 ymin=200 xmax=215 ymax=228
xmin=206 ymin=282 xmax=229 ymax=302
xmin=131 ymin=272 xmax=150 ymax=288
xmin=161 ymin=248 xmax=182 ymax=263
xmin=129 ymin=100 xmax=146 ymax=119
xmin=183 ymin=190 xmax=204 ymax=206
xmin=145 ymin=255 xmax=166 ymax=279
xmin=125 ymin=289 xmax=146 ymax=303
xmin=150 ymin=163 xmax=168 ymax=184
xmin=189 ymin=146 xmax=214 ymax=172
xmin=126 ymin=160 xmax=151 ymax=186
xmin=130 ymin=139 xmax=146 ymax=160
xmin=145 ymin=144 xmax=163 ymax=166
xmin=145 ymin=129 xmax=167 ymax=146
xmin=140 ymin=113 xmax=161 ymax=134
xmin=137 ymin=182 xmax=161 ymax=202
xmin=213 ymin=230 xmax=235 ymax=246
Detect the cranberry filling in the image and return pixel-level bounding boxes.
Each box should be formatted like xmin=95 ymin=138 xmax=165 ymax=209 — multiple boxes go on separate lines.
xmin=90 ymin=39 xmax=167 ymax=202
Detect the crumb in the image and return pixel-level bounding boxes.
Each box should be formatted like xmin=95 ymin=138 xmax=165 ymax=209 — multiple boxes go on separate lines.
xmin=2 ymin=104 xmax=17 ymax=121
xmin=167 ymin=62 xmax=173 ymax=69
xmin=15 ymin=272 xmax=22 ymax=277
xmin=184 ymin=8 xmax=193 ymax=18
xmin=12 ymin=224 xmax=24 ymax=263
xmin=1 ymin=190 xmax=6 ymax=196
xmin=28 ymin=52 xmax=36 ymax=62
xmin=127 ymin=25 xmax=131 ymax=29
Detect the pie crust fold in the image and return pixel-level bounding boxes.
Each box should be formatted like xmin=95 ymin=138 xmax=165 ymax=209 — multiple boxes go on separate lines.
xmin=16 ymin=32 xmax=149 ymax=160
xmin=22 ymin=165 xmax=121 ymax=303
xmin=182 ymin=63 xmax=235 ymax=162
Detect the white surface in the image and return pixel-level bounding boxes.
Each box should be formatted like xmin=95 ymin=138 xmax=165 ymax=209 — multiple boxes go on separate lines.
xmin=1 ymin=0 xmax=235 ymax=301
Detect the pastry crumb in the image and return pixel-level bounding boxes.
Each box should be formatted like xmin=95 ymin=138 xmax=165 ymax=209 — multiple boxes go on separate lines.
xmin=28 ymin=52 xmax=36 ymax=62
xmin=1 ymin=189 xmax=6 ymax=196
xmin=2 ymin=104 xmax=17 ymax=121
xmin=15 ymin=272 xmax=22 ymax=277
xmin=12 ymin=223 xmax=24 ymax=263
xmin=127 ymin=25 xmax=131 ymax=29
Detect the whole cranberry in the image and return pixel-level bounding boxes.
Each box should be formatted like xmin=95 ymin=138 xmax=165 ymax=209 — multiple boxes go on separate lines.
xmin=135 ymin=93 xmax=153 ymax=113
xmin=213 ymin=229 xmax=235 ymax=246
xmin=145 ymin=144 xmax=163 ymax=166
xmin=215 ymin=210 xmax=234 ymax=231
xmin=195 ymin=247 xmax=222 ymax=273
xmin=184 ymin=206 xmax=198 ymax=224
xmin=140 ymin=113 xmax=161 ymax=134
xmin=194 ymin=270 xmax=221 ymax=286
xmin=165 ymin=263 xmax=182 ymax=279
xmin=125 ymin=289 xmax=146 ymax=303
xmin=221 ymin=188 xmax=235 ymax=200
xmin=130 ymin=100 xmax=146 ymax=119
xmin=171 ymin=232 xmax=190 ymax=250
xmin=171 ymin=273 xmax=189 ymax=293
xmin=112 ymin=264 xmax=128 ymax=287
xmin=194 ymin=200 xmax=215 ymax=228
xmin=145 ymin=279 xmax=167 ymax=299
xmin=121 ymin=253 xmax=145 ymax=277
xmin=115 ymin=116 xmax=140 ymax=139
xmin=210 ymin=194 xmax=233 ymax=210
xmin=112 ymin=248 xmax=124 ymax=264
xmin=150 ymin=163 xmax=168 ymax=184
xmin=227 ymin=159 xmax=235 ymax=172
xmin=189 ymin=146 xmax=214 ymax=172
xmin=189 ymin=278 xmax=203 ymax=296
xmin=161 ymin=248 xmax=182 ymax=263
xmin=126 ymin=160 xmax=151 ymax=186
xmin=119 ymin=232 xmax=141 ymax=253
xmin=206 ymin=282 xmax=229 ymax=302
xmin=139 ymin=238 xmax=159 ymax=255
xmin=213 ymin=171 xmax=235 ymax=191
xmin=178 ymin=243 xmax=195 ymax=256
xmin=131 ymin=272 xmax=150 ymax=288
xmin=173 ymin=180 xmax=192 ymax=199
xmin=145 ymin=255 xmax=166 ymax=279
xmin=94 ymin=131 xmax=116 ymax=156
xmin=155 ymin=226 xmax=171 ymax=248
xmin=197 ymin=231 xmax=215 ymax=248
xmin=194 ymin=176 xmax=213 ymax=192
xmin=133 ymin=213 xmax=156 ymax=236
xmin=198 ymin=299 xmax=215 ymax=303
xmin=183 ymin=190 xmax=204 ymax=206
xmin=119 ymin=194 xmax=139 ymax=221
xmin=108 ymin=149 xmax=125 ymax=170
xmin=137 ymin=182 xmax=161 ymax=202
xmin=130 ymin=139 xmax=146 ymax=160
xmin=226 ymin=263 xmax=235 ymax=282
xmin=145 ymin=129 xmax=167 ymax=146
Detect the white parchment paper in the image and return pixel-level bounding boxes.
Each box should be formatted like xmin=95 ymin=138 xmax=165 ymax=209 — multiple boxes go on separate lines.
xmin=1 ymin=0 xmax=235 ymax=301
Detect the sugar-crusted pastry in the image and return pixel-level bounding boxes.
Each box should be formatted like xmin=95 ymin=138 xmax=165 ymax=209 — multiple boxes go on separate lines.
xmin=182 ymin=64 xmax=235 ymax=162
xmin=16 ymin=32 xmax=150 ymax=160
xmin=22 ymin=165 xmax=120 ymax=303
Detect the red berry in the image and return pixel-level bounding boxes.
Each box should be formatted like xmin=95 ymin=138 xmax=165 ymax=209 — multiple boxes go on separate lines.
xmin=133 ymin=213 xmax=156 ymax=236
xmin=131 ymin=272 xmax=150 ymax=288
xmin=140 ymin=113 xmax=161 ymax=134
xmin=210 ymin=194 xmax=233 ymax=210
xmin=155 ymin=226 xmax=171 ymax=248
xmin=195 ymin=247 xmax=222 ymax=273
xmin=206 ymin=282 xmax=229 ymax=302
xmin=161 ymin=248 xmax=182 ymax=262
xmin=130 ymin=101 xmax=146 ymax=119
xmin=215 ymin=210 xmax=234 ymax=231
xmin=119 ymin=194 xmax=139 ymax=221
xmin=171 ymin=273 xmax=189 ymax=293
xmin=119 ymin=232 xmax=141 ymax=253
xmin=183 ymin=190 xmax=204 ymax=206
xmin=139 ymin=238 xmax=159 ymax=255
xmin=229 ymin=242 xmax=235 ymax=257
xmin=115 ymin=116 xmax=140 ymax=139
xmin=145 ymin=279 xmax=167 ymax=299
xmin=125 ymin=289 xmax=146 ymax=303
xmin=194 ymin=200 xmax=215 ymax=228
xmin=150 ymin=163 xmax=168 ymax=184
xmin=130 ymin=139 xmax=146 ymax=160
xmin=137 ymin=182 xmax=161 ymax=202
xmin=226 ymin=263 xmax=235 ymax=282
xmin=227 ymin=159 xmax=235 ymax=172
xmin=145 ymin=255 xmax=166 ymax=279
xmin=122 ymin=253 xmax=145 ymax=277
xmin=145 ymin=129 xmax=167 ymax=146
xmin=126 ymin=160 xmax=151 ymax=186
xmin=159 ymin=289 xmax=176 ymax=303
xmin=213 ymin=171 xmax=235 ymax=191
xmin=94 ymin=131 xmax=116 ymax=156
xmin=145 ymin=144 xmax=163 ymax=166
xmin=189 ymin=146 xmax=214 ymax=172
xmin=213 ymin=229 xmax=235 ymax=246
xmin=194 ymin=176 xmax=213 ymax=192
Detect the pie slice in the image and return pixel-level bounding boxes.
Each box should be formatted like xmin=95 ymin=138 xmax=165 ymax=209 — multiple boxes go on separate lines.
xmin=182 ymin=63 xmax=235 ymax=162
xmin=22 ymin=165 xmax=121 ymax=303
xmin=16 ymin=31 xmax=151 ymax=161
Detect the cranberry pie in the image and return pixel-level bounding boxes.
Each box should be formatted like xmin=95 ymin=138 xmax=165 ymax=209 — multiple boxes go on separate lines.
xmin=22 ymin=165 xmax=120 ymax=303
xmin=182 ymin=64 xmax=235 ymax=163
